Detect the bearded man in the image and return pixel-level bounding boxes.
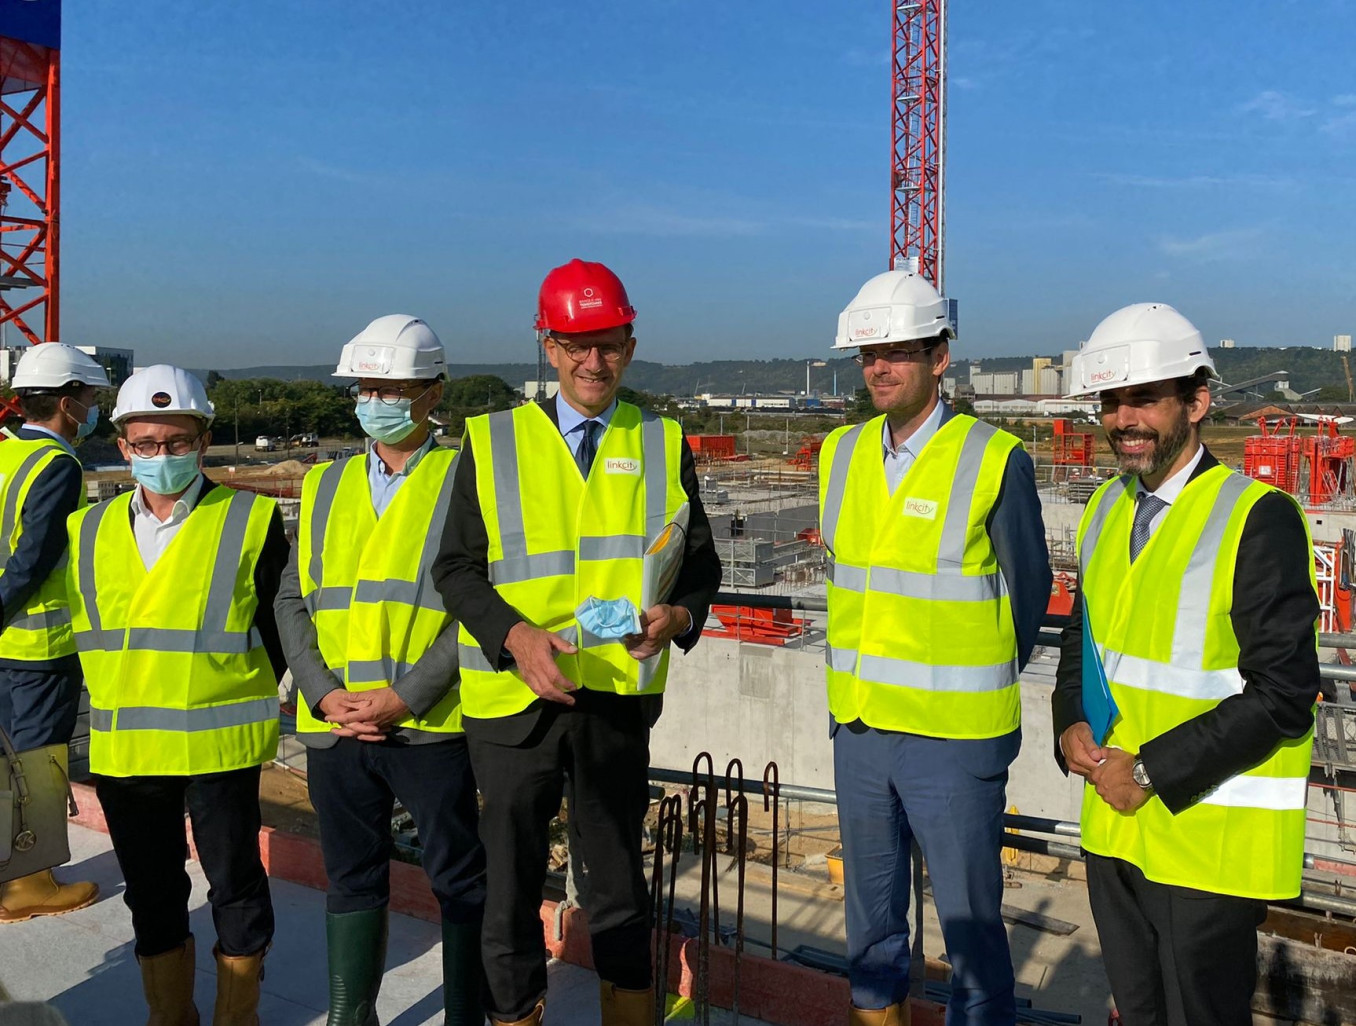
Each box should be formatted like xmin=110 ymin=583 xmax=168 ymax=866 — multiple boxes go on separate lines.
xmin=1052 ymin=303 xmax=1320 ymax=1026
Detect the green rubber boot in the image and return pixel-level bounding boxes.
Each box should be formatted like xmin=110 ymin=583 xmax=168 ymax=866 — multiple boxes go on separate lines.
xmin=325 ymin=908 xmax=388 ymax=1026
xmin=441 ymin=918 xmax=485 ymax=1026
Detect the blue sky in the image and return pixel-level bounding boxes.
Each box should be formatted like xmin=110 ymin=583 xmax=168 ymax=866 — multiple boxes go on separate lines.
xmin=46 ymin=0 xmax=1356 ymax=368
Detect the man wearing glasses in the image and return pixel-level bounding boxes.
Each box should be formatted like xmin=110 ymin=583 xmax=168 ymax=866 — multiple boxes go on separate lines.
xmin=274 ymin=315 xmax=487 ymax=1024
xmin=66 ymin=365 xmax=289 ymax=1024
xmin=433 ymin=259 xmax=721 ymax=1026
xmin=819 ymin=271 xmax=1049 ymax=1026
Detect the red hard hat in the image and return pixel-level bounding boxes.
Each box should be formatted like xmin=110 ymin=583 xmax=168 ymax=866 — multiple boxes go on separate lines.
xmin=535 ymin=259 xmax=636 ymax=334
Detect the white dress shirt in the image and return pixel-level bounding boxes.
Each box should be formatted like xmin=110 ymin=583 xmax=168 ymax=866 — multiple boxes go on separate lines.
xmin=131 ymin=474 xmax=206 ymax=571
xmin=882 ymin=401 xmax=945 ymax=496
xmin=1133 ymin=443 xmax=1205 ymax=540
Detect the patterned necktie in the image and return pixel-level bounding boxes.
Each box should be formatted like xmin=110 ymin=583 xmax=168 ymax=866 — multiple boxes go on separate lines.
xmin=576 ymin=420 xmax=600 ymax=477
xmin=1129 ymin=493 xmax=1168 ymax=563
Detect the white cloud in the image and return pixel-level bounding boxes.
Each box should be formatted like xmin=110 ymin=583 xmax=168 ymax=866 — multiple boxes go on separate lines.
xmin=1238 ymin=90 xmax=1316 ymax=122
xmin=1099 ymin=172 xmax=1294 ymax=189
xmin=1158 ymin=228 xmax=1265 ymax=261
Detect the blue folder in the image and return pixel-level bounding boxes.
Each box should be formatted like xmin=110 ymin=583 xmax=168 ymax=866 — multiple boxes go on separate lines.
xmin=1081 ymin=593 xmax=1119 ymax=745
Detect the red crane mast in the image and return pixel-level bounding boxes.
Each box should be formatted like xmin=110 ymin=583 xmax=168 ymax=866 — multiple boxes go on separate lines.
xmin=890 ymin=0 xmax=946 ymax=290
xmin=0 ymin=0 xmax=61 ymax=348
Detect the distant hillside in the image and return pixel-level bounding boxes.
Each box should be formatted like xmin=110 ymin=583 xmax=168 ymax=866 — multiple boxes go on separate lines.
xmin=196 ymin=346 xmax=1331 ymax=397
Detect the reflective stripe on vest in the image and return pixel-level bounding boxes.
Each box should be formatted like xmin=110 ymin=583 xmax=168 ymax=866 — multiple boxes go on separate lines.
xmin=1076 ymin=465 xmax=1315 ymax=897
xmin=819 ymin=413 xmax=1022 ymax=738
xmin=457 ymin=403 xmax=686 ymax=716
xmin=484 ymin=408 xmax=670 ymax=585
xmin=71 ymin=486 xmax=279 ymax=777
xmin=295 ymin=448 xmax=463 ymax=733
xmin=74 ymin=489 xmax=261 ymax=656
xmin=0 ymin=438 xmax=82 ymax=660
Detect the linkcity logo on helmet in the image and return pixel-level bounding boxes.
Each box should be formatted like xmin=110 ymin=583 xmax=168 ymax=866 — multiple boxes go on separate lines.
xmin=604 ymin=458 xmax=641 ymax=475
xmin=151 ymin=391 xmax=172 ymax=408
xmin=853 ymin=326 xmax=880 ymax=339
xmin=1090 ymin=368 xmax=1123 ymax=384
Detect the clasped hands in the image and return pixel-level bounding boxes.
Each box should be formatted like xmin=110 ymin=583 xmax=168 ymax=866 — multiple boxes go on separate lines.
xmin=317 ymin=686 xmax=410 ymax=741
xmin=1059 ymin=721 xmax=1151 ymax=813
xmin=504 ymin=604 xmax=691 ymax=707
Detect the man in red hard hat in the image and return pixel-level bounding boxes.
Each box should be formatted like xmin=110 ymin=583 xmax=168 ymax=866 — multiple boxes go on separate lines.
xmin=434 ymin=259 xmax=722 ymax=1026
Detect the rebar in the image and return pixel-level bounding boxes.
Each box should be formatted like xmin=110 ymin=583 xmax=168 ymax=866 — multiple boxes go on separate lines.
xmin=725 ymin=759 xmax=749 ymax=1025
xmin=763 ymin=760 xmax=781 ymax=959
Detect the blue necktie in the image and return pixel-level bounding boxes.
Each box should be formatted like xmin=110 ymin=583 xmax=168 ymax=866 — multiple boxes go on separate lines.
xmin=576 ymin=420 xmax=600 ymax=477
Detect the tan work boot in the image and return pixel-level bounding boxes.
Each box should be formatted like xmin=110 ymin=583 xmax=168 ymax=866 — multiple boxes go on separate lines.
xmin=138 ymin=934 xmax=200 ymax=1026
xmin=491 ymin=1000 xmax=544 ymax=1026
xmin=600 ymin=983 xmax=655 ymax=1026
xmin=0 ymin=869 xmax=99 ymax=923
xmin=212 ymin=945 xmax=266 ymax=1026
xmin=848 ymin=1001 xmax=911 ymax=1026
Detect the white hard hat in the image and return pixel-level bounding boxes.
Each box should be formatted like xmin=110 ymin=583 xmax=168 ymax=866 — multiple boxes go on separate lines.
xmin=10 ymin=343 xmax=112 ymax=391
xmin=832 ymin=270 xmax=954 ymax=351
xmin=333 ymin=315 xmax=446 ymax=381
xmin=111 ymin=365 xmax=215 ymax=426
xmin=1065 ymin=303 xmax=1218 ymax=399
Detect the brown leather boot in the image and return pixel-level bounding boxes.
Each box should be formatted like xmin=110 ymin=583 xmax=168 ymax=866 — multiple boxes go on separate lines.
xmin=491 ymin=1000 xmax=544 ymax=1026
xmin=212 ymin=945 xmax=265 ymax=1026
xmin=0 ymin=869 xmax=99 ymax=923
xmin=600 ymin=983 xmax=655 ymax=1026
xmin=138 ymin=934 xmax=201 ymax=1026
xmin=848 ymin=1001 xmax=911 ymax=1026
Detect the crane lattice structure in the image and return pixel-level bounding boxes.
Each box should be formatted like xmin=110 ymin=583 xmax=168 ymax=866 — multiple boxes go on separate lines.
xmin=0 ymin=0 xmax=61 ymax=348
xmin=890 ymin=0 xmax=946 ymax=291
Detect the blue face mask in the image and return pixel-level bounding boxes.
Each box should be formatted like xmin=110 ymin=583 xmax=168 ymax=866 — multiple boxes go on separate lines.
xmin=355 ymin=396 xmax=418 ymax=444
xmin=73 ymin=400 xmax=100 ymax=440
xmin=575 ymin=596 xmax=642 ymax=640
xmin=130 ymin=452 xmax=201 ymax=496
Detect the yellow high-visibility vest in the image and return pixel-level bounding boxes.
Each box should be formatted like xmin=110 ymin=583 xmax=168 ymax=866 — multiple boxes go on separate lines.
xmin=819 ymin=413 xmax=1022 ymax=739
xmin=457 ymin=401 xmax=687 ymax=718
xmin=67 ymin=486 xmax=280 ymax=777
xmin=1077 ymin=464 xmax=1316 ymax=899
xmin=0 ymin=436 xmax=84 ymax=661
xmin=294 ymin=447 xmax=463 ymax=734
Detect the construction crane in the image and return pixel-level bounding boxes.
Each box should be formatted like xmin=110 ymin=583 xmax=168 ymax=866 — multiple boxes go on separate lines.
xmin=890 ymin=0 xmax=946 ymax=290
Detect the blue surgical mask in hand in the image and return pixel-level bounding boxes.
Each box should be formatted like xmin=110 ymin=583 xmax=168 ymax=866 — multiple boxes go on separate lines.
xmin=130 ymin=452 xmax=201 ymax=496
xmin=355 ymin=396 xmax=418 ymax=444
xmin=575 ymin=596 xmax=642 ymax=640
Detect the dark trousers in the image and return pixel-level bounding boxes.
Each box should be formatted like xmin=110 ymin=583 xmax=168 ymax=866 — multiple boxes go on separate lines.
xmin=466 ymin=692 xmax=654 ymax=1021
xmin=94 ymin=765 xmax=274 ymax=958
xmin=1086 ymin=853 xmax=1266 ymax=1026
xmin=0 ymin=660 xmax=81 ymax=749
xmin=306 ymin=736 xmax=486 ymax=922
xmin=833 ymin=723 xmax=1019 ymax=1026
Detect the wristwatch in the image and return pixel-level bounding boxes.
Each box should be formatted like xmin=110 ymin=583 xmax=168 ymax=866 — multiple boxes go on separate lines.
xmin=1131 ymin=757 xmax=1153 ymax=791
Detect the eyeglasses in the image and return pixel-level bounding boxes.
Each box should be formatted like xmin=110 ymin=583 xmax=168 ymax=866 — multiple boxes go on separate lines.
xmin=852 ymin=344 xmax=937 ymax=367
xmin=550 ymin=339 xmax=630 ymax=363
xmin=125 ymin=435 xmax=203 ymax=458
xmin=346 ymin=382 xmax=434 ymax=406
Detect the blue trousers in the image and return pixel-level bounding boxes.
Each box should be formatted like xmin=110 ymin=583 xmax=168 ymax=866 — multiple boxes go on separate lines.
xmin=307 ymin=736 xmax=486 ymax=923
xmin=833 ymin=723 xmax=1019 ymax=1026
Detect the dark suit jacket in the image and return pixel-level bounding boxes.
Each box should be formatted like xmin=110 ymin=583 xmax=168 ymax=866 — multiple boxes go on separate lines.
xmin=432 ymin=397 xmax=723 ymax=743
xmin=0 ymin=427 xmax=85 ymax=672
xmin=1051 ymin=447 xmax=1321 ymax=814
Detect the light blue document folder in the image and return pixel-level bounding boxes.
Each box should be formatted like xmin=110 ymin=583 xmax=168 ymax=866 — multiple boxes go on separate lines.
xmin=1081 ymin=593 xmax=1119 ymax=745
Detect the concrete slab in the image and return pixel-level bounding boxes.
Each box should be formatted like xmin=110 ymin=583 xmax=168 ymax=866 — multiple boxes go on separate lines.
xmin=0 ymin=826 xmax=773 ymax=1025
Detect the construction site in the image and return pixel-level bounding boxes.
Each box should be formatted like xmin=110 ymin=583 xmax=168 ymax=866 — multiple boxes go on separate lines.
xmin=5 ymin=1 xmax=1356 ymax=1025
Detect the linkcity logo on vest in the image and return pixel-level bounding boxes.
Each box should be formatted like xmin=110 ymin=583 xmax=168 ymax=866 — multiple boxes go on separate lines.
xmin=902 ymin=497 xmax=938 ymax=520
xmin=604 ymin=457 xmax=641 ymax=475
